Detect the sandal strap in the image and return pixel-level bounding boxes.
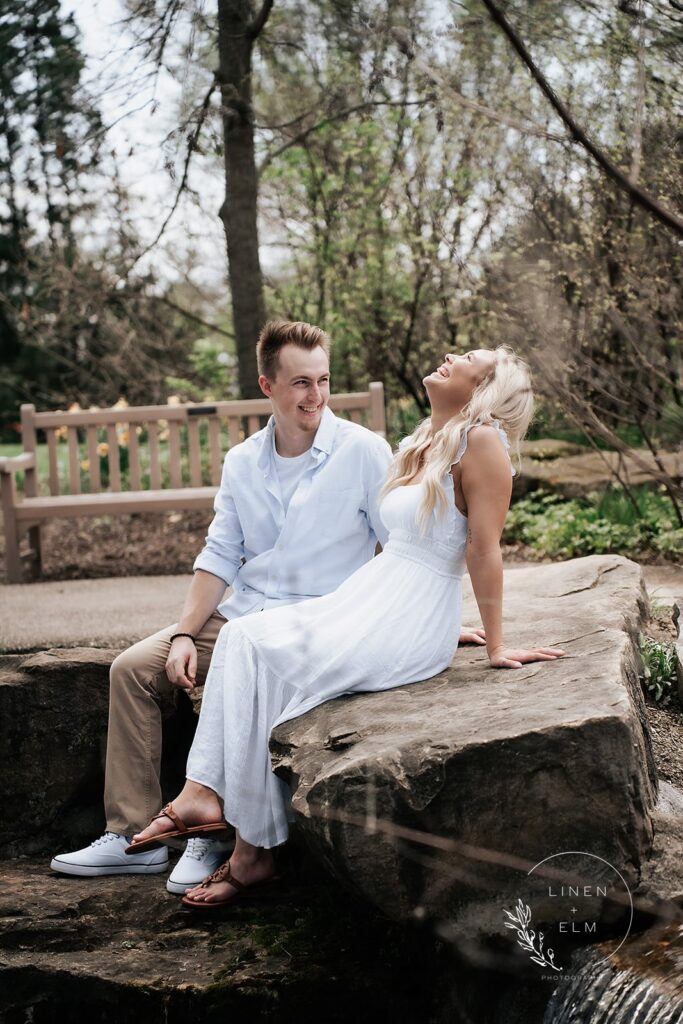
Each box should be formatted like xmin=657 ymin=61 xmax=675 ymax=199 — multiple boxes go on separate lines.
xmin=203 ymin=859 xmax=246 ymax=891
xmin=152 ymin=801 xmax=186 ymax=832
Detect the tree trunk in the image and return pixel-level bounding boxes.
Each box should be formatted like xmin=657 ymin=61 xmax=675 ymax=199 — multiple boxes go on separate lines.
xmin=216 ymin=0 xmax=271 ymax=398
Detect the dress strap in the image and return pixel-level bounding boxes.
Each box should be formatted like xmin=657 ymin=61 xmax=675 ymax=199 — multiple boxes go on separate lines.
xmin=450 ymin=419 xmax=516 ymax=476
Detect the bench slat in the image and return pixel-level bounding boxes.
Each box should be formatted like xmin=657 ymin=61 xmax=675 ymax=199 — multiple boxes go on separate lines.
xmin=148 ymin=422 xmax=161 ymax=489
xmin=350 ymin=409 xmax=362 ymax=424
xmin=248 ymin=415 xmax=260 ymax=436
xmin=188 ymin=418 xmax=202 ymax=487
xmin=128 ymin=427 xmax=141 ymax=490
xmin=15 ymin=488 xmax=217 ymax=521
xmin=87 ymin=426 xmax=101 ymax=493
xmin=208 ymin=418 xmax=222 ymax=485
xmin=169 ymin=421 xmax=182 ymax=488
xmin=68 ymin=427 xmax=81 ymax=495
xmin=106 ymin=425 xmax=121 ymax=491
xmin=47 ymin=430 xmax=60 ymax=496
xmin=228 ymin=416 xmax=240 ymax=449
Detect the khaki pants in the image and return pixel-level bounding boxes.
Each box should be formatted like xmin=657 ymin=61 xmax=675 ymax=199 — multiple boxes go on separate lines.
xmin=104 ymin=610 xmax=227 ymax=835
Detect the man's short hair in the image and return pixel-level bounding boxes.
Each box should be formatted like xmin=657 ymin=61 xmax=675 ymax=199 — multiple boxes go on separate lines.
xmin=256 ymin=320 xmax=331 ymax=379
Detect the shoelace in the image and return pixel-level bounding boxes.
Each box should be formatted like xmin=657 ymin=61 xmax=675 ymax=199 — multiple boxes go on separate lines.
xmin=185 ymin=836 xmax=214 ymax=861
xmin=91 ymin=832 xmax=120 ymax=847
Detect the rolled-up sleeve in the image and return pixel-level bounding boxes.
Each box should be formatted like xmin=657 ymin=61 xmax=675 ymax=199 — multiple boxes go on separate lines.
xmin=192 ymin=451 xmax=245 ymax=585
xmin=363 ymin=437 xmax=393 ymax=548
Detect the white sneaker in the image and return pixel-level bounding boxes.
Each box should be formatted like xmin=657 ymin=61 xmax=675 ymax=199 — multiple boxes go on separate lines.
xmin=50 ymin=831 xmax=169 ymax=877
xmin=166 ymin=835 xmax=234 ymax=895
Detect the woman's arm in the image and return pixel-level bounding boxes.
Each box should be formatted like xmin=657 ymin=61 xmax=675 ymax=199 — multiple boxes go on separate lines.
xmin=459 ymin=426 xmax=565 ymax=669
xmin=459 ymin=426 xmax=510 ymax=658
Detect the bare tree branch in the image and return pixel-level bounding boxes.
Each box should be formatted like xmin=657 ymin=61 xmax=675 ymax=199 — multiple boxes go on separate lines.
xmin=478 ymin=0 xmax=683 ymax=237
xmin=257 ymin=97 xmax=435 ymax=177
xmin=122 ymin=76 xmax=218 ymax=278
xmin=390 ymin=27 xmax=569 ymax=143
xmin=145 ymin=293 xmax=234 ymax=339
xmin=248 ymin=0 xmax=274 ymax=39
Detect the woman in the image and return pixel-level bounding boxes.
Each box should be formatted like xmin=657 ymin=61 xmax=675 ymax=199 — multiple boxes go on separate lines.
xmin=127 ymin=344 xmax=566 ymax=909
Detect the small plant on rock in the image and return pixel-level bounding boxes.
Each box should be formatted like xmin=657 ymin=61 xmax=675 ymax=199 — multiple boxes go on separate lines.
xmin=639 ymin=635 xmax=679 ymax=704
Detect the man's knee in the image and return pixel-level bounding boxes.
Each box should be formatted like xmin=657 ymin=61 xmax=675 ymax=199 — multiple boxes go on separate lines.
xmin=109 ymin=640 xmax=169 ymax=701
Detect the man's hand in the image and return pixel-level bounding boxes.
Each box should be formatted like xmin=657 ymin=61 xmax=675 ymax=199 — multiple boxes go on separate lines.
xmin=165 ymin=637 xmax=197 ymax=690
xmin=488 ymin=645 xmax=566 ymax=669
xmin=459 ymin=626 xmax=487 ymax=645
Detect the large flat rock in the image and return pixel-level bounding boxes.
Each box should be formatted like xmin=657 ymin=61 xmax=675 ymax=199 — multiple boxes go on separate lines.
xmin=270 ymin=555 xmax=660 ymax=937
xmin=0 ymin=649 xmax=197 ymax=856
xmin=0 ymin=857 xmax=464 ymax=1024
xmin=516 ymin=444 xmax=682 ymax=497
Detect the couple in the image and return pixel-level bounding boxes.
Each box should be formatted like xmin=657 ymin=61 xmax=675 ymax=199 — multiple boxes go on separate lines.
xmin=51 ymin=318 xmax=565 ymax=909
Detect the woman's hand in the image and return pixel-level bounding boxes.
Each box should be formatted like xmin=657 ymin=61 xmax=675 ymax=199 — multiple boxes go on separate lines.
xmin=488 ymin=645 xmax=566 ymax=669
xmin=459 ymin=626 xmax=487 ymax=645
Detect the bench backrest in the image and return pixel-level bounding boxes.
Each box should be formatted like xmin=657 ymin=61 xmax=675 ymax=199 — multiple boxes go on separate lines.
xmin=19 ymin=384 xmax=386 ymax=497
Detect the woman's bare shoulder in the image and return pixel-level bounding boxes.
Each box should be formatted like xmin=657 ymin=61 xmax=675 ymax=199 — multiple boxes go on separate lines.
xmin=458 ymin=424 xmax=512 ymax=483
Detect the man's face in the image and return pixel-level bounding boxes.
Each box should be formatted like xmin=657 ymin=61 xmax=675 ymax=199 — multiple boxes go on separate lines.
xmin=259 ymin=343 xmax=331 ymax=433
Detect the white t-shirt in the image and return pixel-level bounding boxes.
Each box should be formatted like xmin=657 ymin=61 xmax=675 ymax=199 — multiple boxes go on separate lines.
xmin=273 ymin=446 xmax=313 ymax=513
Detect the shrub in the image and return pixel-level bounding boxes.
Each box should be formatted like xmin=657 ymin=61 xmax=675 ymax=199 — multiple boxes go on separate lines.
xmin=503 ymin=486 xmax=682 ymax=560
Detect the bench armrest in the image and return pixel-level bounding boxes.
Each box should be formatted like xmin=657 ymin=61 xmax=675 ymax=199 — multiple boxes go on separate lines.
xmin=0 ymin=452 xmax=36 ymax=474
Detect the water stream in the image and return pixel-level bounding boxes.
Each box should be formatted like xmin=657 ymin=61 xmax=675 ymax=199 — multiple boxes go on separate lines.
xmin=543 ymin=921 xmax=683 ymax=1024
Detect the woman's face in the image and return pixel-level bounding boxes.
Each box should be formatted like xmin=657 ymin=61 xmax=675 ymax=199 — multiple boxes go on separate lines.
xmin=423 ymin=349 xmax=497 ymax=405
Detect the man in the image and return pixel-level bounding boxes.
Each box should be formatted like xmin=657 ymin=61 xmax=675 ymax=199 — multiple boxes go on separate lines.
xmin=50 ymin=320 xmax=394 ymax=892
xmin=50 ymin=320 xmax=485 ymax=891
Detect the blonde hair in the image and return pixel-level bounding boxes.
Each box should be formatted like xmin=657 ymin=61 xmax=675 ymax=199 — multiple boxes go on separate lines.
xmin=381 ymin=345 xmax=534 ymax=531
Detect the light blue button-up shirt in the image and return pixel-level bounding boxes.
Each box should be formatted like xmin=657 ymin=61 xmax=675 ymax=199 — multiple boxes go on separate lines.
xmin=193 ymin=406 xmax=394 ymax=620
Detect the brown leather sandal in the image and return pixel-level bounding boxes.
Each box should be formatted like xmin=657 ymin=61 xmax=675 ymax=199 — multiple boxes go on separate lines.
xmin=124 ymin=801 xmax=230 ymax=854
xmin=180 ymin=857 xmax=284 ymax=910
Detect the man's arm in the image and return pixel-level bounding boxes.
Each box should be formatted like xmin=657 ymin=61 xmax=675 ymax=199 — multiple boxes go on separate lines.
xmin=167 ymin=451 xmax=246 ymax=690
xmin=165 ymin=569 xmax=229 ymax=691
xmin=192 ymin=449 xmax=245 ymax=584
xmin=363 ymin=437 xmax=394 ymax=549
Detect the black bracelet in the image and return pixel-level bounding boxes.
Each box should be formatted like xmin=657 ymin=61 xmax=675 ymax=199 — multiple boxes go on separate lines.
xmin=169 ymin=632 xmax=197 ymax=646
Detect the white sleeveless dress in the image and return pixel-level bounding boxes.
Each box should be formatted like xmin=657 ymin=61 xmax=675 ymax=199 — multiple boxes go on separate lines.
xmin=185 ymin=420 xmax=515 ymax=848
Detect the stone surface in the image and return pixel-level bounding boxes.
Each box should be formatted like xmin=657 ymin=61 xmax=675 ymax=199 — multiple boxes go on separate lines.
xmin=514 ymin=445 xmax=682 ymax=498
xmin=270 ymin=555 xmax=660 ymax=936
xmin=0 ymin=648 xmax=196 ymax=857
xmin=634 ymin=780 xmax=683 ymax=911
xmin=0 ymin=855 xmax=467 ymax=1024
xmin=0 ymin=555 xmax=681 ymax=1022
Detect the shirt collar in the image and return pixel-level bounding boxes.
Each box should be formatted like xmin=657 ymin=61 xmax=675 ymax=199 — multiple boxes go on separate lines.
xmin=310 ymin=405 xmax=337 ymax=458
xmin=258 ymin=405 xmax=338 ymax=474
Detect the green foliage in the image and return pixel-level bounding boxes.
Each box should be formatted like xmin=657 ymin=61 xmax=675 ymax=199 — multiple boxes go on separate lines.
xmin=503 ymin=486 xmax=683 ymax=559
xmin=639 ymin=635 xmax=679 ymax=704
xmin=164 ymin=338 xmax=237 ymax=402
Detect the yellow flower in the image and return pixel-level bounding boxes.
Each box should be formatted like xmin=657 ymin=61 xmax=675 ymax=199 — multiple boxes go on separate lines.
xmin=67 ymin=401 xmax=82 ymax=412
xmin=80 ymin=459 xmax=90 ymax=471
xmin=167 ymin=395 xmax=181 ymax=405
xmin=113 ymin=397 xmax=129 ymax=409
xmin=54 ymin=426 xmax=68 ymax=441
xmin=97 ymin=442 xmax=109 ymax=457
xmin=117 ymin=429 xmax=130 ymax=446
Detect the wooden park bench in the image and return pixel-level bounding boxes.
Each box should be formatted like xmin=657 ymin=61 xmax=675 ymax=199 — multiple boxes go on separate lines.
xmin=0 ymin=384 xmax=386 ymax=584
